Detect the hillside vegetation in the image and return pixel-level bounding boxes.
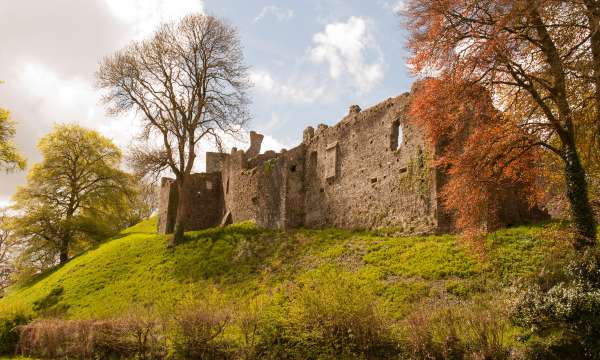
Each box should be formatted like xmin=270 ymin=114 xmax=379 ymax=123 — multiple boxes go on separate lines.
xmin=0 ymin=219 xmax=576 ymax=358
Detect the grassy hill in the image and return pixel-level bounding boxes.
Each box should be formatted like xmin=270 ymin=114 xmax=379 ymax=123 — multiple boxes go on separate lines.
xmin=0 ymin=219 xmax=575 ymax=358
xmin=0 ymin=219 xmax=559 ymax=319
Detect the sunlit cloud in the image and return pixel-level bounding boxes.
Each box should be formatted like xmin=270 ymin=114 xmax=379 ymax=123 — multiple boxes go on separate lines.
xmin=253 ymin=6 xmax=294 ymax=23
xmin=16 ymin=61 xmax=142 ymax=151
xmin=103 ymin=0 xmax=204 ymax=39
xmin=249 ymin=69 xmax=326 ymax=104
xmin=309 ymin=16 xmax=385 ymax=92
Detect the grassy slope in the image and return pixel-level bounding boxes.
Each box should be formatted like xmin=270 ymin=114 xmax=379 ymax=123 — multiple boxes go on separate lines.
xmin=0 ymin=218 xmax=565 ymax=323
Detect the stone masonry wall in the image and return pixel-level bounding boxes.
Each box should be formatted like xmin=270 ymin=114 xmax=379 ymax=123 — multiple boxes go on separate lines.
xmin=301 ymin=94 xmax=439 ymax=232
xmin=217 ymin=145 xmax=305 ymax=229
xmin=157 ymin=178 xmax=178 ymax=234
xmin=157 ymin=89 xmax=542 ymax=234
xmin=158 ymin=93 xmax=441 ymax=234
xmin=156 ymin=172 xmax=223 ymax=233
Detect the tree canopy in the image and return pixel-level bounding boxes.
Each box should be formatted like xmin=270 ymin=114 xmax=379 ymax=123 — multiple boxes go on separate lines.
xmin=0 ymin=107 xmax=26 ymax=172
xmin=12 ymin=125 xmax=133 ymax=266
xmin=0 ymin=209 xmax=17 ymax=295
xmin=404 ymin=0 xmax=599 ymax=248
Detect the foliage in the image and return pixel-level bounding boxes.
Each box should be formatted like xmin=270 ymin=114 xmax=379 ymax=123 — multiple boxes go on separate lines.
xmin=410 ymin=79 xmax=542 ymax=236
xmin=11 ymin=124 xmax=134 ymax=268
xmin=540 ymin=107 xmax=600 ymax=221
xmin=405 ymin=300 xmax=510 ymax=360
xmin=0 ymin=313 xmax=29 ymax=355
xmin=0 ymin=210 xmax=18 ymax=296
xmin=285 ymin=270 xmax=397 ymax=358
xmin=16 ymin=315 xmax=166 ymax=359
xmin=403 ymin=0 xmax=598 ymax=247
xmin=511 ymin=247 xmax=600 ymax=359
xmin=0 ymin=219 xmax=578 ymax=358
xmin=0 ymin=107 xmax=26 ymax=173
xmin=169 ymin=290 xmax=233 ymax=359
xmin=125 ymin=176 xmax=159 ymax=228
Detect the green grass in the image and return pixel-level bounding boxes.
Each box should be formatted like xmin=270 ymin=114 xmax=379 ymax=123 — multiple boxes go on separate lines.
xmin=0 ymin=219 xmax=568 ymax=322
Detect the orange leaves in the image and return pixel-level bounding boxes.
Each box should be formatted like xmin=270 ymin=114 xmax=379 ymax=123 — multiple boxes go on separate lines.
xmin=403 ymin=0 xmax=599 ymax=245
xmin=409 ymin=77 xmax=541 ymax=234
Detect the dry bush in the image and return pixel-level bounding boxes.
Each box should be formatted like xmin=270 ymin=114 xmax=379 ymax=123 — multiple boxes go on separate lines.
xmin=170 ymin=294 xmax=233 ymax=359
xmin=284 ymin=272 xmax=398 ymax=358
xmin=405 ymin=300 xmax=510 ymax=360
xmin=17 ymin=319 xmax=96 ymax=359
xmin=16 ymin=314 xmax=165 ymax=359
xmin=406 ymin=311 xmax=442 ymax=359
xmin=235 ymin=297 xmax=266 ymax=359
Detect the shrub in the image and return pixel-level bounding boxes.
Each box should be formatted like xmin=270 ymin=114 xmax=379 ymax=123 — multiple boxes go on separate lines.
xmin=285 ymin=270 xmax=398 ymax=358
xmin=170 ymin=291 xmax=233 ymax=359
xmin=16 ymin=315 xmax=165 ymax=359
xmin=234 ymin=293 xmax=307 ymax=360
xmin=0 ymin=312 xmax=30 ymax=355
xmin=405 ymin=300 xmax=510 ymax=360
xmin=113 ymin=313 xmax=166 ymax=359
xmin=511 ymin=248 xmax=600 ymax=359
xmin=235 ymin=296 xmax=269 ymax=359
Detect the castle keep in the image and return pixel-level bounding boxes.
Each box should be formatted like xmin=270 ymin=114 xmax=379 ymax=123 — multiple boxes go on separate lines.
xmin=158 ymin=91 xmax=537 ymax=234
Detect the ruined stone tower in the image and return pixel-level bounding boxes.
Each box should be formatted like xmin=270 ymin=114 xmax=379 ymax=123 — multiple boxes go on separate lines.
xmin=157 ymin=90 xmax=540 ymax=235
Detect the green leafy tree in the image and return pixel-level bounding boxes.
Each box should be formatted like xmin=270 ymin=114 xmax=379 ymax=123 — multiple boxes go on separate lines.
xmin=0 ymin=107 xmax=26 ymax=172
xmin=0 ymin=209 xmax=17 ymax=295
xmin=12 ymin=125 xmax=133 ymax=266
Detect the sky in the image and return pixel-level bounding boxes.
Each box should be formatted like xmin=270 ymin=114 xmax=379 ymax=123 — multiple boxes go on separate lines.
xmin=0 ymin=0 xmax=413 ymax=207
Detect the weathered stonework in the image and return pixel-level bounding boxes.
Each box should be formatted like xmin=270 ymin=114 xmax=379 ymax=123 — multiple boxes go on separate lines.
xmin=157 ymin=90 xmax=542 ymax=234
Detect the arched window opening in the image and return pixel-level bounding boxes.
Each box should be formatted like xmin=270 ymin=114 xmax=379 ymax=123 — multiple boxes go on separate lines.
xmin=390 ymin=121 xmax=403 ymax=151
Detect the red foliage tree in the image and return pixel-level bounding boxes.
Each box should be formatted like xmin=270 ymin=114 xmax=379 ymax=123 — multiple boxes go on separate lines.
xmin=403 ymin=0 xmax=598 ymax=249
xmin=411 ymin=78 xmax=542 ymax=235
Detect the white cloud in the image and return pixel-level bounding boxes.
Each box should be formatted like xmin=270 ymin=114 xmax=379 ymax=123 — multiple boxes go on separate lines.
xmin=385 ymin=1 xmax=408 ymax=14
xmin=253 ymin=6 xmax=294 ymax=23
xmin=103 ymin=0 xmax=204 ymax=39
xmin=249 ymin=69 xmax=326 ymax=104
xmin=16 ymin=61 xmax=142 ymax=151
xmin=250 ymin=70 xmax=276 ymax=91
xmin=263 ymin=112 xmax=282 ymax=131
xmin=309 ymin=17 xmax=385 ymax=92
xmin=0 ymin=198 xmax=12 ymax=209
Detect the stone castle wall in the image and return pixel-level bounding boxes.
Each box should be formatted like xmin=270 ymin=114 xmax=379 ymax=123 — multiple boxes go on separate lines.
xmin=157 ymin=90 xmax=541 ymax=234
xmin=156 ymin=172 xmax=223 ymax=234
xmin=300 ymin=94 xmax=440 ymax=232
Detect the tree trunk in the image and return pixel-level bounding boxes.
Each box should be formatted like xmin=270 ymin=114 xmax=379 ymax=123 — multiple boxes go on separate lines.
xmin=172 ymin=177 xmax=190 ymax=245
xmin=564 ymin=141 xmax=598 ymax=250
xmin=59 ymin=235 xmax=70 ymax=264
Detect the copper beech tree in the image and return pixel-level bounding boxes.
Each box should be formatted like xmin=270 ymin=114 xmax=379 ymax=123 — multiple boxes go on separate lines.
xmin=410 ymin=79 xmax=542 ymax=236
xmin=404 ymin=0 xmax=599 ymax=249
xmin=97 ymin=14 xmax=250 ymax=244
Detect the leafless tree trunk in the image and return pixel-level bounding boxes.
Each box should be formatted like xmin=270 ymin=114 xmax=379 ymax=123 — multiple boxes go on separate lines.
xmin=97 ymin=14 xmax=250 ymax=244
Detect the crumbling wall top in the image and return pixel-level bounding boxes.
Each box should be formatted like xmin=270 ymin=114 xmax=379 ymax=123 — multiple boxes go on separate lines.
xmin=247 ymin=131 xmax=264 ymax=158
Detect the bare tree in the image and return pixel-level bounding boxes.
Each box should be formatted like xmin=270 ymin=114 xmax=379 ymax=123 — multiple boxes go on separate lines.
xmin=97 ymin=14 xmax=250 ymax=244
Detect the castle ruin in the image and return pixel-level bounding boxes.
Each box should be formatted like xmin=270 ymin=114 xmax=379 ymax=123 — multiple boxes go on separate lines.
xmin=157 ymin=90 xmax=540 ymax=235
